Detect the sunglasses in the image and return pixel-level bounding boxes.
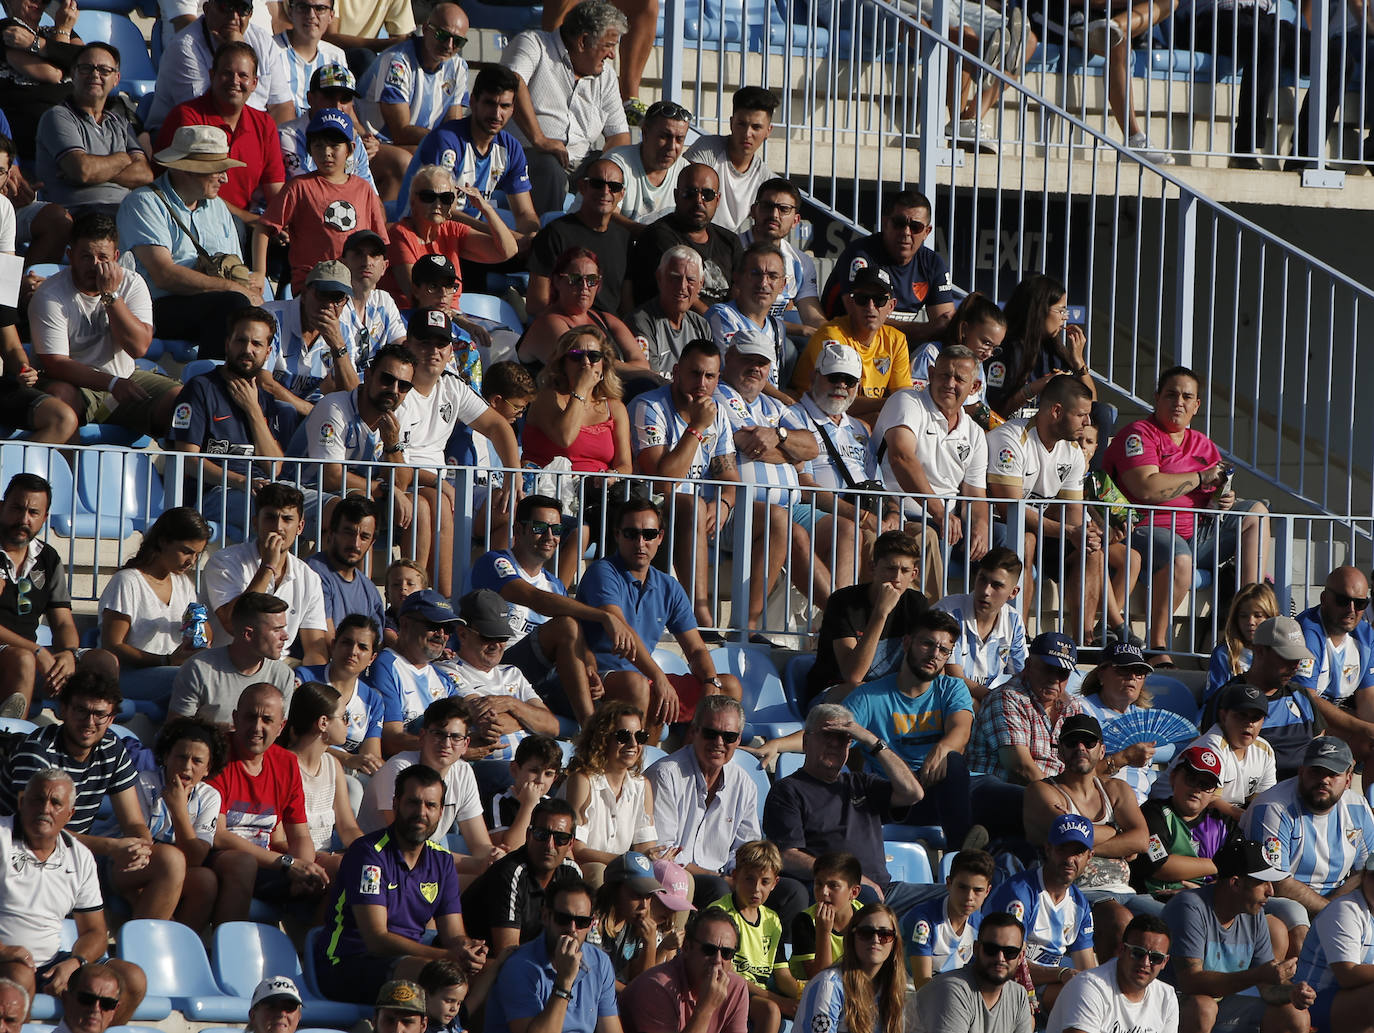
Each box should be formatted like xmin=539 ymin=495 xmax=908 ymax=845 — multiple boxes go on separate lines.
xmin=525 ymin=519 xmax=562 ymax=538
xmin=416 ymin=189 xmax=457 ymax=205
xmin=1123 ymin=944 xmax=1168 ymax=966
xmin=584 ymin=176 xmax=625 ymax=194
xmin=620 ymin=527 xmax=662 ymax=541
xmin=693 ymin=940 xmax=737 ymax=960
xmin=567 ymin=348 xmax=604 ymax=364
xmin=825 ymin=373 xmax=859 ymax=387
xmin=213 ymin=0 xmax=253 ymax=12
xmin=855 ymin=926 xmax=896 ymax=943
xmin=849 ymin=292 xmax=891 ymax=308
xmin=74 ymin=992 xmax=119 ymax=1012
xmin=645 ymin=100 xmax=693 ymax=123
xmin=614 ymin=728 xmax=650 ymax=745
xmin=15 ymin=575 xmax=32 ymax=616
xmin=979 ymin=942 xmax=1022 ymax=960
xmin=428 ymin=25 xmax=467 ymax=46
xmin=681 ymin=186 xmax=719 ymax=202
xmin=699 ymin=727 xmax=740 ymax=744
xmin=1331 ymin=590 xmax=1371 ymax=610
xmin=375 ymin=371 xmax=413 ymax=392
xmin=530 ymin=825 xmax=575 ymax=847
xmin=259 ymin=997 xmax=301 ymax=1012
xmin=552 ymin=909 xmax=595 ymax=929
xmin=562 ymin=273 xmax=602 ymax=289
xmin=1181 ymin=768 xmax=1219 ymax=790
xmin=888 ymin=215 xmax=928 ymax=233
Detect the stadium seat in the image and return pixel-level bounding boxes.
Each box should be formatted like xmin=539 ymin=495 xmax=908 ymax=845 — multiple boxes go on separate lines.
xmin=651 ymin=648 xmax=691 ymax=676
xmin=776 ymin=752 xmax=803 ymax=778
xmin=1146 ymin=674 xmax=1200 ymax=723
xmin=0 ymin=718 xmax=35 ymax=734
xmin=727 ymin=751 xmax=772 ymax=821
xmin=74 ymin=448 xmax=166 ymax=533
xmin=882 ymin=823 xmax=947 ymax=852
xmin=182 ymin=358 xmax=224 ymax=383
xmin=557 ymin=739 xmax=575 ymax=766
xmin=883 ymin=841 xmax=934 ymax=884
xmin=72 ymin=12 xmax=157 ymax=96
xmin=458 ymin=292 xmax=524 ymax=333
xmin=117 ymin=919 xmax=249 ymax=1021
xmin=74 ymin=425 xmax=153 ymax=448
xmin=211 ymin=923 xmax=371 ymax=1027
xmin=940 ymin=852 xmax=954 ymax=881
xmin=780 ymin=653 xmax=814 ymax=720
xmin=0 ymin=444 xmax=132 ymax=538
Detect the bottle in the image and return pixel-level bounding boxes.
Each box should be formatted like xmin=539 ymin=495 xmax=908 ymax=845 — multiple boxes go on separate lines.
xmin=181 ymin=602 xmax=209 ymax=649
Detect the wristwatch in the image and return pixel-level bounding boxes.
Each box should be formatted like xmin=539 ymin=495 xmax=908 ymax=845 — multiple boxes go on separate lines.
xmin=776 ymin=426 xmax=789 ymax=445
xmin=278 ymin=853 xmax=295 ymax=870
xmin=869 ymin=738 xmax=889 ymax=756
xmin=99 ymin=292 xmax=117 ymax=308
xmin=551 ymin=986 xmax=573 ymax=1001
xmin=705 ymin=676 xmax=723 ymax=689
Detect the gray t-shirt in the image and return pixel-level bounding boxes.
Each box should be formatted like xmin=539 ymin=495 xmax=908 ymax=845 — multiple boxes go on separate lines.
xmin=169 ymin=646 xmax=296 ymax=725
xmin=1161 ymin=884 xmax=1273 ymax=983
xmin=913 ymin=964 xmax=1034 ymax=1033
xmin=34 ymin=101 xmax=144 ymax=210
xmin=626 ymin=298 xmax=712 ymax=378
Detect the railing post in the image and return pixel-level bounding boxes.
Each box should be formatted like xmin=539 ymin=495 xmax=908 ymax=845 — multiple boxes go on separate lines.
xmin=661 ymin=0 xmax=685 ymax=105
xmin=1174 ymin=188 xmax=1197 ymax=368
xmin=730 ymin=483 xmax=756 ymax=641
xmin=1302 ymin=8 xmax=1345 ymax=188
xmin=1271 ymin=514 xmax=1295 ymax=614
xmin=449 ymin=465 xmax=475 ymax=606
xmin=163 ymin=451 xmax=184 ymax=510
xmin=918 ymin=0 xmax=955 ymax=191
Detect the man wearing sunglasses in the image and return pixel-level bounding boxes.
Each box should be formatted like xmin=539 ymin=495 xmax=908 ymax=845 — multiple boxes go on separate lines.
xmin=914 ymin=911 xmax=1032 ymax=1033
xmin=603 ymin=100 xmax=691 ymax=229
xmin=1044 ymin=915 xmax=1176 ymax=1033
xmin=628 ymin=165 xmax=743 ymax=314
xmin=1292 ymin=565 xmax=1374 ymax=721
xmin=620 ymin=905 xmax=749 ymax=1033
xmin=55 ymin=964 xmax=127 ymax=1033
xmin=525 ymin=158 xmax=630 ymax=318
xmin=355 ymin=3 xmax=469 ymax=148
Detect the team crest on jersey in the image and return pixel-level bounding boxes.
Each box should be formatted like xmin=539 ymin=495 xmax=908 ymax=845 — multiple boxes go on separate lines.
xmin=172 ymin=403 xmax=192 ymax=430
xmin=913 ymin=920 xmax=931 ymax=946
xmin=874 ymin=357 xmax=891 ymax=375
xmin=443 ymin=79 xmax=456 ymax=95
xmin=1056 ymin=463 xmax=1071 ymax=481
xmin=1297 ymin=658 xmax=1315 ymax=679
xmin=986 ymin=361 xmax=1006 ymax=388
xmin=420 ymin=881 xmax=438 ymax=903
xmin=440 ymin=148 xmax=457 ymax=169
xmin=1262 ymin=837 xmax=1283 ymax=869
xmin=1124 ymin=434 xmax=1144 ymax=458
xmin=1349 ymin=828 xmax=1363 ymax=844
xmin=1344 ymin=663 xmax=1359 ymax=682
xmin=956 ymin=443 xmax=970 ymax=462
xmin=440 ymin=401 xmax=454 ymax=423
xmin=360 ymin=864 xmax=381 ymax=893
xmin=849 ymin=256 xmax=869 ymax=279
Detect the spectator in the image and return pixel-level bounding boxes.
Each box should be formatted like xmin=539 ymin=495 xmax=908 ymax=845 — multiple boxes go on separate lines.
xmin=1044 ymin=915 xmax=1177 ymax=1033
xmin=820 ymin=189 xmax=957 ymax=344
xmin=1206 ymin=583 xmax=1280 ymax=698
xmin=1293 ymin=850 xmax=1374 ymax=1030
xmin=417 ymin=961 xmax=479 ymax=1033
xmin=115 ymin=125 xmax=262 ymax=359
xmin=987 ymin=374 xmax=1101 ymax=638
xmin=1103 ymin=366 xmax=1269 ymax=664
xmin=912 ymin=911 xmax=1033 ymax=1033
xmin=984 ymin=273 xmax=1092 ymax=420
xmin=1077 ymin=416 xmax=1145 ymax=650
xmin=500 ymin=0 xmax=632 ymax=215
xmin=98 ymin=506 xmax=213 ymax=698
xmin=0 ymin=979 xmax=20 ymax=1033
xmin=935 ymin=546 xmax=1028 ymax=702
xmin=0 ymin=0 xmax=80 ymax=162
xmin=683 ymin=87 xmax=777 ymax=233
xmin=283 ymin=680 xmax=364 ymax=877
xmin=34 ymin=43 xmax=150 ymax=216
xmin=154 ymin=42 xmax=289 ymax=225
xmin=243 ymin=978 xmax=304 ymax=1033
xmin=1075 ymin=645 xmax=1161 ymax=802
xmin=526 ymin=159 xmax=631 ymax=318
xmin=708 ymin=840 xmax=799 ymax=1028
xmin=50 ymin=963 xmax=131 ymax=1033
xmin=208 ymin=682 xmax=329 ymax=922
xmin=0 ymin=133 xmax=73 ymax=266
xmin=793 ymin=268 xmax=915 ymax=420
xmin=1168 ymin=682 xmax=1275 ymax=823
xmin=518 ymin=252 xmax=646 ymax=380
xmin=321 ymin=0 xmax=413 ymax=66
xmin=620 ymin=905 xmax=750 ymax=1033
xmin=562 ymin=701 xmax=660 ymax=877
xmin=1292 ymin=566 xmax=1374 ymax=719
xmin=646 ymin=696 xmax=767 ymax=906
xmin=339 ymin=228 xmax=407 ymax=363
xmin=305 ymin=496 xmax=387 ymax=634
xmin=356 ymin=3 xmax=468 ymax=147
xmin=794 ymin=903 xmax=905 ymax=1033
xmin=295 ymin=614 xmax=385 ymax=782
xmin=740 ymin=178 xmax=825 ymax=337
xmin=574 ymin=498 xmax=741 ymax=736
xmin=483 ymin=878 xmax=622 ymax=1033
xmin=789 ymin=851 xmax=863 ymax=981
xmin=910 ymin=292 xmax=1005 ymax=404
xmin=628 ymin=164 xmax=743 ymax=312
xmin=254 ymin=108 xmax=387 ymax=291
xmin=626 ymin=246 xmax=711 ymax=377
xmin=30 ymin=212 xmax=182 ymax=436
xmin=272 ymin=0 xmax=347 ymax=116
xmin=280 ymin=65 xmax=387 ymax=194
xmin=382 ymin=559 xmax=428 ymax=646
xmin=586 ymin=851 xmax=671 ymax=988
xmin=371 ymin=589 xmax=460 ymax=755
xmin=1130 ymin=745 xmax=1229 ymax=895
xmin=603 ymin=99 xmax=691 ymax=228
xmin=261 ymin=260 xmax=361 ymax=411
xmin=169 ymin=592 xmax=296 ymax=726
xmin=199 ymin=481 xmax=330 ymax=663
xmin=315 ymin=763 xmax=487 ymax=1002
xmin=485 ymin=734 xmax=563 ymax=850
xmin=705 ymin=243 xmax=789 ymax=390
xmin=1161 ymin=837 xmax=1314 ymax=1033
xmin=903 ymin=849 xmax=995 ymax=988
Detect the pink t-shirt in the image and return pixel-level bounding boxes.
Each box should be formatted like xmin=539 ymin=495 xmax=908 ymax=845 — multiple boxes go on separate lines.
xmin=259 ymin=173 xmax=389 ymax=292
xmin=620 ymin=955 xmax=749 ymax=1033
xmin=1103 ymin=415 xmax=1221 ymax=539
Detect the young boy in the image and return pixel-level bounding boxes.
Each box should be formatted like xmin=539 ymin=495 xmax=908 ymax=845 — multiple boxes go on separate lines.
xmin=254 ymin=108 xmax=389 ymax=292
xmin=902 ymin=848 xmax=995 ymax=989
xmin=934 ymin=547 xmax=1028 ymax=701
xmin=789 ymin=852 xmax=863 ymax=980
xmin=485 ymin=734 xmax=562 ymax=850
xmin=712 ymin=840 xmax=799 ymax=1033
xmin=416 ymin=959 xmax=468 ymax=1033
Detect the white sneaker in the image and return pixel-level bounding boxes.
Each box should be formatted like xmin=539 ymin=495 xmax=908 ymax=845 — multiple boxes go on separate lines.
xmin=1072 ymin=17 xmax=1124 ymax=55
xmin=1127 ymin=132 xmax=1175 ymax=165
xmin=955 ymin=118 xmax=999 ymax=154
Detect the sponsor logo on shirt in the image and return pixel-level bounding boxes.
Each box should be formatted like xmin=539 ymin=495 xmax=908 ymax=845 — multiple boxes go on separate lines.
xmin=913 ymin=919 xmax=931 ymax=946
xmin=1262 ymin=836 xmax=1283 ymax=869
xmin=1124 ymin=434 xmax=1145 ymax=458
xmin=361 ymin=864 xmax=382 ymax=894
xmin=1297 ymin=658 xmax=1316 ymax=679
xmin=172 ymin=403 xmax=192 ymax=430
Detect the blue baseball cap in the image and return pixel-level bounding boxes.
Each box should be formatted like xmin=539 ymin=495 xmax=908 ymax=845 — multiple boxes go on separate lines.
xmin=398 ymin=589 xmax=460 ymax=625
xmin=1048 ymin=814 xmax=1094 ymax=850
xmin=306 ymin=107 xmax=354 ymax=142
xmin=1030 ymin=631 xmax=1077 ymax=671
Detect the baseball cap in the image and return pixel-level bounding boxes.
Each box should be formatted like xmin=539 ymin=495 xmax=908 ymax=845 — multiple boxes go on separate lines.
xmin=848 ymin=266 xmax=892 ymax=295
xmin=407 ymin=306 xmax=453 ymax=341
xmin=375 ymin=980 xmax=427 ymax=1015
xmin=1303 ymin=736 xmax=1354 ymax=774
xmin=815 ymin=341 xmax=862 ymax=379
xmin=1218 ymin=683 xmax=1268 ymax=715
xmin=1058 ymin=714 xmax=1102 ymax=747
xmin=310 ymin=63 xmax=357 ymax=95
xmin=729 ymin=328 xmax=774 ymax=362
xmin=343 ymin=229 xmax=386 ymax=255
xmin=398 ymin=588 xmax=460 ymax=625
xmin=1047 ymin=813 xmax=1094 ymax=851
xmin=457 ymin=589 xmax=515 ymax=640
xmin=604 ymin=851 xmax=665 ymax=895
xmin=306 ymin=107 xmax=354 ymax=142
xmin=1102 ymin=642 xmax=1153 ymax=672
xmin=1176 ymin=745 xmax=1223 ymax=784
xmin=250 ymin=977 xmax=301 ymax=1010
xmin=1252 ymin=615 xmax=1314 ymax=662
xmin=411 ymin=253 xmax=458 ymax=286
xmin=1029 ymin=632 xmax=1077 ymax=672
xmin=652 ymin=858 xmax=696 ymax=912
xmin=1214 ymin=837 xmax=1287 ymax=882
xmin=304 ymin=260 xmax=352 ymax=297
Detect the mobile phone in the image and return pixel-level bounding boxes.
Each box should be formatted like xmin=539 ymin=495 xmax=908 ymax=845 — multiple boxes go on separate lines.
xmin=1218 ymin=464 xmax=1234 ymax=495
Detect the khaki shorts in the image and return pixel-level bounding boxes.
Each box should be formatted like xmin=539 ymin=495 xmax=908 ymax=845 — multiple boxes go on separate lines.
xmin=76 ymin=370 xmax=181 ymax=433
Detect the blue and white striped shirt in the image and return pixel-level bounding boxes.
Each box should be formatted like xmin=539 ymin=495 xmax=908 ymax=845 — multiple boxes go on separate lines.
xmin=1295 ymin=885 xmax=1374 ymax=991
xmin=271 ymin=34 xmax=348 ymax=116
xmin=704 ymin=302 xmax=788 ymax=387
xmin=715 ymin=383 xmax=806 ymax=507
xmin=358 ymin=37 xmax=468 ymax=143
xmin=984 ymin=866 xmax=1094 ymax=967
xmin=1244 ymin=777 xmax=1374 ymax=895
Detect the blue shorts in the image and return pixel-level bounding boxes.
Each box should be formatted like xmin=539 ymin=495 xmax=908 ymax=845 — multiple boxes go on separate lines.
xmin=790 ymin=503 xmax=819 ymax=530
xmin=1130 ymin=501 xmax=1260 ymax=574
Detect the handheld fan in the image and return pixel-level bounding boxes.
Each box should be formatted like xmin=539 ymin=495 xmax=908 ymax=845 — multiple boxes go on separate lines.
xmin=1101 ymin=708 xmax=1199 ymax=754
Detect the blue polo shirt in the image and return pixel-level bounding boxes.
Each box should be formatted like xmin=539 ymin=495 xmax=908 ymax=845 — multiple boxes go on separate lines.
xmin=319 ymin=827 xmax=463 ymax=967
xmin=484 ymin=934 xmax=617 ymax=1033
xmin=1292 ymin=604 xmax=1374 ymax=704
xmin=305 ymin=553 xmax=388 ymax=634
xmin=168 ymin=370 xmax=298 ymax=491
xmin=575 ymin=555 xmax=696 ymax=673
xmin=842 ymin=673 xmax=974 ymax=774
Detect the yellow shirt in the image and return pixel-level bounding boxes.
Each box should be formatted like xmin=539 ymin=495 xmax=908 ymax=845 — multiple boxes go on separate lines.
xmin=333 ymin=0 xmax=413 ymax=41
xmin=791 ymin=317 xmax=913 ymax=400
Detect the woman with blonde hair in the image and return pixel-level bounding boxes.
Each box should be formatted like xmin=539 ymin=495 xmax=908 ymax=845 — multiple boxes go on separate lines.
xmin=795 ymin=902 xmax=906 ymax=1033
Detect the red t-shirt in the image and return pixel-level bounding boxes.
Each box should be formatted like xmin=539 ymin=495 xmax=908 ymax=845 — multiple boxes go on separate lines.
xmin=156 ymin=94 xmax=286 ymax=210
xmin=382 ymin=217 xmax=469 ymax=307
xmin=1102 ymin=415 xmax=1222 ymax=540
xmin=259 ymin=172 xmax=389 ymax=291
xmin=208 ymin=743 xmax=307 ymax=850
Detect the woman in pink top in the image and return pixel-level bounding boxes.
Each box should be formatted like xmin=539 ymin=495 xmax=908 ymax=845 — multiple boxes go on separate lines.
xmin=523 ymin=325 xmax=633 ymax=585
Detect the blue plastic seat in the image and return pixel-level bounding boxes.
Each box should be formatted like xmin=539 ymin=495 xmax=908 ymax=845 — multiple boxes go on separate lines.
xmin=651 ymin=648 xmax=691 ymax=676
xmin=776 ymin=752 xmax=803 ymax=778
xmin=458 ymin=292 xmax=525 ymax=333
xmin=181 ymin=358 xmax=223 ymax=383
xmin=882 ymin=822 xmax=947 ymax=851
xmin=727 ymin=751 xmax=772 ymax=821
xmin=74 ymin=425 xmax=153 ymax=448
xmin=883 ymin=841 xmax=934 ymax=884
xmin=781 ymin=653 xmax=814 ymax=719
xmin=1146 ymin=674 xmax=1200 ymax=724
xmin=117 ymin=919 xmax=250 ymax=1021
xmin=0 ymin=718 xmax=34 ymax=734
xmin=709 ymin=644 xmax=793 ymax=737
xmin=72 ymin=12 xmax=156 ymax=96
xmin=0 ymin=444 xmax=132 ymax=538
xmin=211 ymin=923 xmax=370 ymax=1027
xmin=74 ymin=448 xmax=165 ymax=534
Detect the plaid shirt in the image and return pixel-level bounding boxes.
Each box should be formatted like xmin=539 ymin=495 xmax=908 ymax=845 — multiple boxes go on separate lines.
xmin=966 ymin=676 xmax=1084 ymax=781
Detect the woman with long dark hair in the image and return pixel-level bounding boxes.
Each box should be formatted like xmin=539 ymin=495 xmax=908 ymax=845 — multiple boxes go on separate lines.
xmin=986 ymin=273 xmax=1093 ymax=418
xmin=795 ymin=902 xmax=906 ymax=1033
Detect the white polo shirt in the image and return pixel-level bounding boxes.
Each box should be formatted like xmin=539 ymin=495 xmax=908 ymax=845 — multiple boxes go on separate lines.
xmin=0 ymin=818 xmax=102 ymax=967
xmin=986 ymin=417 xmax=1085 ymax=500
xmin=200 ymin=541 xmax=329 ymax=649
xmin=871 ymin=386 xmax=988 ymax=496
xmin=646 ymin=746 xmax=760 ymax=873
xmin=788 ymin=393 xmax=874 ymax=492
xmin=1045 ymin=958 xmax=1177 ymax=1033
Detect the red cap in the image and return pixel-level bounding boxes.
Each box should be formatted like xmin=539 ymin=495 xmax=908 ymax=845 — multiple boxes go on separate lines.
xmin=1178 ymin=745 xmax=1222 ymax=781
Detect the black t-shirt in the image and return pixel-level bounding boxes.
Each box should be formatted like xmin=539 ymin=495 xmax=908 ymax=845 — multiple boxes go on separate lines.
xmin=0 ymin=543 xmax=69 ymax=642
xmin=459 ymin=848 xmax=582 ymax=943
xmin=805 ymin=583 xmax=930 ymax=709
xmin=762 ymin=769 xmax=895 ymax=890
xmin=628 ymin=216 xmax=742 ymax=309
xmin=527 ymin=215 xmax=631 ymax=314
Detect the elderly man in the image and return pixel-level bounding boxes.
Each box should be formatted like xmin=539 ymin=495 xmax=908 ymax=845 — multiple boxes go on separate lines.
xmin=683 ymin=86 xmax=777 ymax=233
xmin=372 ymin=590 xmax=459 ymax=755
xmin=1103 ymin=366 xmax=1269 ymax=662
xmin=791 ymin=267 xmax=915 ymax=420
xmin=621 ymin=905 xmax=750 ymax=1033
xmin=627 ymin=246 xmax=711 ymax=376
xmin=705 ymin=243 xmax=789 ymax=390
xmin=155 ymin=42 xmax=289 ymax=226
xmin=740 ymin=179 xmax=824 ymax=337
xmin=914 ymin=911 xmax=1033 ymax=1033
xmin=820 ymin=189 xmax=957 ymax=344
xmin=1044 ymin=915 xmax=1178 ymax=1033
xmin=604 ymin=99 xmax=691 ymax=228
xmin=0 ymin=772 xmax=147 ymax=1023
xmin=51 ymin=963 xmax=129 ymax=1033
xmin=628 ymin=165 xmax=743 ymax=312
xmin=244 ymin=977 xmax=305 ymax=1033
xmin=34 ymin=43 xmax=150 ymax=217
xmin=1293 ymin=566 xmax=1374 ymax=721
xmin=169 ymin=592 xmax=296 ymax=726
xmin=357 ymin=3 xmax=469 ymax=147
xmin=115 ymin=125 xmax=261 ymax=359
xmin=525 ymin=157 xmax=630 ymax=316
xmin=500 ymin=0 xmax=631 ymax=214
xmin=29 ymin=212 xmax=182 ymax=437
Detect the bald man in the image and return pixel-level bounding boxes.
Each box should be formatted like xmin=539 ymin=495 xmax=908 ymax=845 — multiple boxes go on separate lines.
xmin=1294 ymin=566 xmax=1374 ymax=722
xmin=357 ymin=2 xmax=470 ymax=148
xmin=628 ymin=163 xmax=743 ymax=313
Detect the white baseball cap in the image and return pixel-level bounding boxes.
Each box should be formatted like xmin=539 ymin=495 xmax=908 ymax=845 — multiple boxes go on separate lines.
xmin=250 ymin=977 xmax=302 ymax=1010
xmin=815 ymin=341 xmax=862 ymax=379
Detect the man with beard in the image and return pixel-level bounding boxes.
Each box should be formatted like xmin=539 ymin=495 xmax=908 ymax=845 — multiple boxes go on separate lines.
xmin=843 ymin=609 xmax=978 ymax=850
xmin=1045 ymin=916 xmax=1178 ymax=1033
xmin=628 ymin=164 xmax=744 ymax=313
xmin=914 ymin=911 xmax=1033 ymax=1033
xmin=1293 ymin=566 xmax=1374 ymax=721
xmin=306 ymin=496 xmax=387 ymax=634
xmin=315 ymin=762 xmax=488 ymax=1003
xmin=1293 ymin=853 xmax=1374 ymax=1033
